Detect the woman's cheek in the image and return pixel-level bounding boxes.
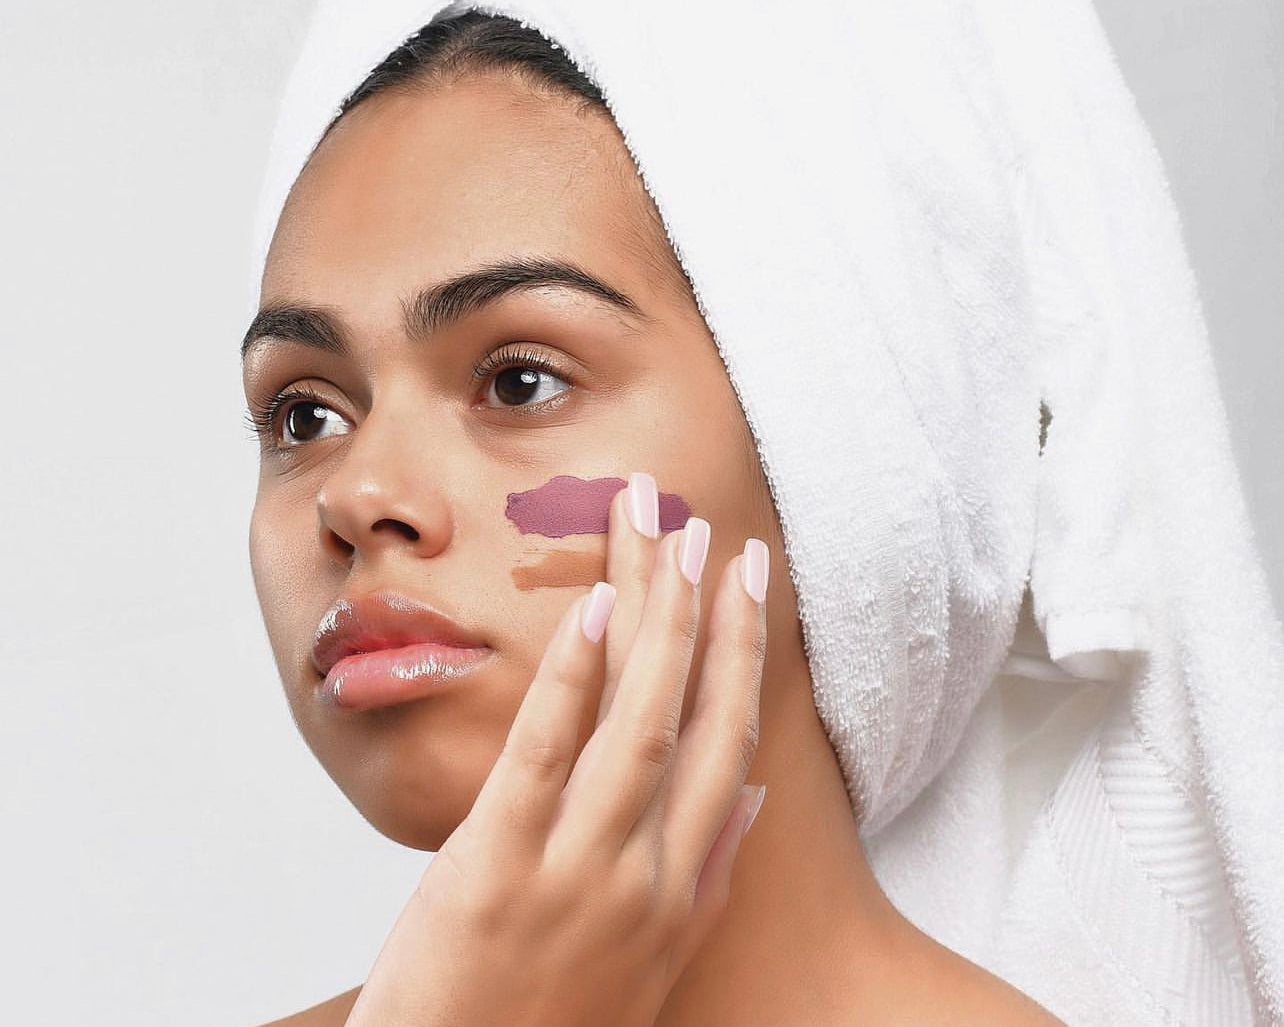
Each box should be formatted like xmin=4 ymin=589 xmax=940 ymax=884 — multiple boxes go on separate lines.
xmin=248 ymin=493 xmax=317 ymax=662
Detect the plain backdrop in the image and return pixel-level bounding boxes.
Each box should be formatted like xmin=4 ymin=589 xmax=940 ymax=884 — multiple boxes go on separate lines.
xmin=1 ymin=3 xmax=1279 ymax=1024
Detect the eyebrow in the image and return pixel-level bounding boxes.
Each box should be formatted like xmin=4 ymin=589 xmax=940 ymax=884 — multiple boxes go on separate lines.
xmin=240 ymin=256 xmax=647 ymax=363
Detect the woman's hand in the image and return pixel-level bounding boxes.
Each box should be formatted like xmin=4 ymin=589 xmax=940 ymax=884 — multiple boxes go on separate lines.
xmin=343 ymin=474 xmax=770 ymax=1027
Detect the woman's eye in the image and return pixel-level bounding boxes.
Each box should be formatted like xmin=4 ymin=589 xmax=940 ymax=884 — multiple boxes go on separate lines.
xmin=280 ymin=399 xmax=350 ymax=445
xmin=481 ymin=365 xmax=571 ymax=409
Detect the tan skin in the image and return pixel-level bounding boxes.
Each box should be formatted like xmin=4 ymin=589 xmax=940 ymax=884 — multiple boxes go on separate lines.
xmin=246 ymin=69 xmax=1064 ymax=1026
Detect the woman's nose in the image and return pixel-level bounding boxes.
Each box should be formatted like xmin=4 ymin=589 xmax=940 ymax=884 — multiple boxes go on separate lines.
xmin=315 ymin=410 xmax=453 ymax=566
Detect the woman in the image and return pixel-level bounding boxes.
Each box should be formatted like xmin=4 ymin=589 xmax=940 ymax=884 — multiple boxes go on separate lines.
xmin=246 ymin=3 xmax=1282 ymax=1025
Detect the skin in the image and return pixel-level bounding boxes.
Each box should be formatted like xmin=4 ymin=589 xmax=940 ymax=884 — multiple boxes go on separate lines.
xmin=246 ymin=69 xmax=1064 ymax=1026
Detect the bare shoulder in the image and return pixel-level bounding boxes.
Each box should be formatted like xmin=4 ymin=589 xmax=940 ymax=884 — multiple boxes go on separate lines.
xmin=927 ymin=948 xmax=1066 ymax=1026
xmin=876 ymin=923 xmax=1066 ymax=1027
xmin=254 ymin=985 xmax=363 ymax=1027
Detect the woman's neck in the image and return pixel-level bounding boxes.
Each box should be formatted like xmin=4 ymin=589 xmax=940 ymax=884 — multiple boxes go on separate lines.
xmin=652 ymin=638 xmax=905 ymax=1026
xmin=652 ymin=643 xmax=1066 ymax=1027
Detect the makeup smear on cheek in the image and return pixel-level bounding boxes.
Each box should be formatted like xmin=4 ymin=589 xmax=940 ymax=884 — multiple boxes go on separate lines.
xmin=507 ymin=475 xmax=691 ymax=537
xmin=511 ymin=549 xmax=603 ymax=591
xmin=507 ymin=475 xmax=693 ymax=589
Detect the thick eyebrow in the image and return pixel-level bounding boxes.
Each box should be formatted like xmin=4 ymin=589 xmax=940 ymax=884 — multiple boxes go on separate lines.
xmin=240 ymin=256 xmax=647 ymax=363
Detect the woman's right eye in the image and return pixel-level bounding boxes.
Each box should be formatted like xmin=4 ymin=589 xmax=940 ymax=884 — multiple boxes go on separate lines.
xmin=280 ymin=399 xmax=350 ymax=445
xmin=245 ymin=384 xmax=353 ymax=451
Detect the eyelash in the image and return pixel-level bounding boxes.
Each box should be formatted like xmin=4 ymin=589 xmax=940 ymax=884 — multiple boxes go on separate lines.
xmin=469 ymin=343 xmax=566 ymax=392
xmin=242 ymin=343 xmax=572 ymax=451
xmin=242 ymin=381 xmax=331 ymax=448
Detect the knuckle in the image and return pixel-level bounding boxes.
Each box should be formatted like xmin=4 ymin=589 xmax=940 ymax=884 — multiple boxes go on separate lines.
xmin=737 ymin=714 xmax=762 ymax=773
xmin=540 ymin=857 xmax=582 ymax=909
xmin=658 ymin=880 xmax=696 ymax=932
xmin=743 ymin=619 xmax=768 ymax=666
xmin=613 ymin=852 xmax=664 ymax=930
xmin=466 ymin=884 xmax=512 ymax=934
xmin=625 ymin=554 xmax=656 ymax=592
xmin=631 ymin=719 xmax=679 ymax=772
xmin=653 ymin=580 xmax=699 ymax=647
xmin=674 ymin=604 xmax=700 ymax=649
xmin=615 ymin=887 xmax=654 ymax=934
xmin=510 ymin=739 xmax=572 ymax=783
xmin=710 ymin=705 xmax=760 ymax=778
xmin=722 ymin=607 xmax=767 ymax=667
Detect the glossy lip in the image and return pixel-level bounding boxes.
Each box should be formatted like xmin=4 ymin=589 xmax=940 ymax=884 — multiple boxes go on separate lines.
xmin=324 ymin=641 xmax=496 ymax=711
xmin=311 ymin=591 xmax=492 ymax=709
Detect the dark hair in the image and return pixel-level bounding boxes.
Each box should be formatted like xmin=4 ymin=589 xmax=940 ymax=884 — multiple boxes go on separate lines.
xmin=319 ymin=10 xmax=694 ymax=305
xmin=333 ymin=10 xmax=607 ymax=123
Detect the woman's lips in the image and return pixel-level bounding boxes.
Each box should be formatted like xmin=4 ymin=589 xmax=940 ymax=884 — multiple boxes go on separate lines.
xmin=323 ymin=641 xmax=495 ymax=711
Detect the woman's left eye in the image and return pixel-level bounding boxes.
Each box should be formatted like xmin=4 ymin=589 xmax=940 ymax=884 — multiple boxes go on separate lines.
xmin=475 ymin=346 xmax=573 ymax=411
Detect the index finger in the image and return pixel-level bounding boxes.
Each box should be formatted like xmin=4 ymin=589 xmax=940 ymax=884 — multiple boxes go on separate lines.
xmin=466 ymin=581 xmax=617 ymax=844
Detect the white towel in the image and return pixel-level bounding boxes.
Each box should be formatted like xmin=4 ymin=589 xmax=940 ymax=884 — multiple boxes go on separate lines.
xmin=248 ymin=2 xmax=1284 ymax=1022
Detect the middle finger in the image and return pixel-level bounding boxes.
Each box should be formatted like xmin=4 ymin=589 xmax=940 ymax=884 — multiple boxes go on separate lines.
xmin=595 ymin=471 xmax=664 ymax=725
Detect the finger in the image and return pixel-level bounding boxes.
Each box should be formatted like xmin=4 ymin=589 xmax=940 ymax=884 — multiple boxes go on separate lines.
xmin=668 ymin=784 xmax=767 ymax=974
xmin=596 ymin=472 xmax=663 ymax=727
xmin=623 ymin=546 xmax=758 ymax=874
xmin=467 ymin=581 xmax=617 ymax=844
xmin=556 ymin=517 xmax=710 ymax=849
xmin=661 ymin=538 xmax=768 ymax=882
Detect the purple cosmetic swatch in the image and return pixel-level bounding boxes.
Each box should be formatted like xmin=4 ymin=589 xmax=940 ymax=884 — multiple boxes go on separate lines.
xmin=506 ymin=475 xmax=692 ymax=538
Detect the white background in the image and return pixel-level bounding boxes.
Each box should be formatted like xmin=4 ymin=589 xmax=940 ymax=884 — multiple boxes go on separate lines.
xmin=1 ymin=3 xmax=1280 ymax=1024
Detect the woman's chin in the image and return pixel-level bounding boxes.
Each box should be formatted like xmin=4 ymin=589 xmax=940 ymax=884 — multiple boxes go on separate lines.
xmin=295 ymin=680 xmax=510 ymax=850
xmin=333 ymin=763 xmax=480 ymax=852
xmin=352 ymin=792 xmax=465 ymax=852
xmin=375 ymin=817 xmax=455 ymax=853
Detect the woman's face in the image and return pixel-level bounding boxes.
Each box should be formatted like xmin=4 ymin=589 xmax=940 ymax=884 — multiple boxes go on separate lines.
xmin=246 ymin=71 xmax=791 ymax=849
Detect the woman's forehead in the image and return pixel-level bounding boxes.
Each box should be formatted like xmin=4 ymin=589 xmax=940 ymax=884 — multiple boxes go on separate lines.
xmin=262 ymin=75 xmax=658 ymax=306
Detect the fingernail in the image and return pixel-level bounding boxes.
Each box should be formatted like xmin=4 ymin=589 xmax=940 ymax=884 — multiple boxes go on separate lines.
xmin=740 ymin=784 xmax=767 ymax=839
xmin=580 ymin=581 xmax=617 ymax=644
xmin=627 ymin=471 xmax=660 ymax=539
xmin=677 ymin=517 xmax=711 ymax=585
xmin=740 ymin=538 xmax=769 ymax=603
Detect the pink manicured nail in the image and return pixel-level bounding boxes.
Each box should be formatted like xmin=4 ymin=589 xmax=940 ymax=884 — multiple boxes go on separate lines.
xmin=741 ymin=784 xmax=767 ymax=839
xmin=580 ymin=582 xmax=617 ymax=644
xmin=740 ymin=538 xmax=769 ymax=603
xmin=627 ymin=471 xmax=660 ymax=538
xmin=677 ymin=517 xmax=711 ymax=585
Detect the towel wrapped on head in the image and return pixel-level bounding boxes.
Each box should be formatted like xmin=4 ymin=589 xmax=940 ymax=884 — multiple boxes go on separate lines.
xmin=251 ymin=2 xmax=1284 ymax=1022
